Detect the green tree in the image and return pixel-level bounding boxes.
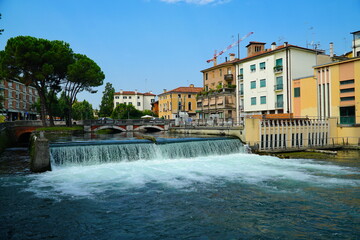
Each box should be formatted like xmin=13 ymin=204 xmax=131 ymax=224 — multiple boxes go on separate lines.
xmin=111 ymin=104 xmax=142 ymax=119
xmin=98 ymin=82 xmax=114 ymax=117
xmin=0 ymin=36 xmax=73 ymax=126
xmin=72 ymin=100 xmax=94 ymax=120
xmin=64 ymin=53 xmax=104 ymax=126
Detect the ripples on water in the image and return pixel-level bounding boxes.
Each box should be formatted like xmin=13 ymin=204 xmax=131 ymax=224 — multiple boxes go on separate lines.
xmin=0 ymin=146 xmax=359 ymax=239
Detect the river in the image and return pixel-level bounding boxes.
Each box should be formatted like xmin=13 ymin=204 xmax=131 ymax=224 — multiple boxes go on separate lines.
xmin=0 ymin=132 xmax=359 ymax=239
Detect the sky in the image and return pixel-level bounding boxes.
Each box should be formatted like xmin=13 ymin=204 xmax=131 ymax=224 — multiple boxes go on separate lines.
xmin=0 ymin=0 xmax=359 ymax=109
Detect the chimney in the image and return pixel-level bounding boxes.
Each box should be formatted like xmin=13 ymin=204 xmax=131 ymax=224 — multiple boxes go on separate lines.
xmin=246 ymin=41 xmax=266 ymax=57
xmin=189 ymin=84 xmax=194 ymax=88
xmin=135 ymin=89 xmax=138 ymax=94
xmin=149 ymin=91 xmax=153 ymax=94
xmin=120 ymin=89 xmax=123 ymax=94
xmin=284 ymin=42 xmax=288 ymax=47
xmin=229 ymin=53 xmax=235 ymax=61
xmin=271 ymin=42 xmax=276 ymax=50
xmin=163 ymin=89 xmax=167 ymax=93
xmin=330 ymin=42 xmax=334 ymax=57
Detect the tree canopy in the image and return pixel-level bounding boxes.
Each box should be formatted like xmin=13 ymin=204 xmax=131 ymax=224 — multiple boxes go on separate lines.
xmin=0 ymin=36 xmax=73 ymax=125
xmin=0 ymin=36 xmax=104 ymax=126
xmin=64 ymin=53 xmax=105 ymax=125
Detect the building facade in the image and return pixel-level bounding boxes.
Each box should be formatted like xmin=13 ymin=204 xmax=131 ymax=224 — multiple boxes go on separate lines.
xmin=351 ymin=30 xmax=360 ymax=57
xmin=113 ymin=90 xmax=156 ymax=111
xmin=314 ymin=57 xmax=360 ymax=125
xmin=158 ymin=84 xmax=202 ymax=119
xmin=0 ymin=79 xmax=38 ymax=121
xmin=197 ymin=54 xmax=237 ymax=122
xmin=235 ymin=42 xmax=322 ymax=123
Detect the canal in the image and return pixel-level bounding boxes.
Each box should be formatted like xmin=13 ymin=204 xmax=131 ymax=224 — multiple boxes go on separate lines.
xmin=1 ymin=132 xmax=359 ymax=239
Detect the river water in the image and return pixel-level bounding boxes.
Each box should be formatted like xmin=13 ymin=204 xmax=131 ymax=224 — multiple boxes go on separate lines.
xmin=0 ymin=133 xmax=359 ymax=239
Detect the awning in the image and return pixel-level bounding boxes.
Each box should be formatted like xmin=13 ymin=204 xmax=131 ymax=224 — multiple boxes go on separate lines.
xmin=210 ymin=99 xmax=216 ymax=105
xmin=203 ymin=99 xmax=209 ymax=106
xmin=217 ymin=98 xmax=224 ymax=104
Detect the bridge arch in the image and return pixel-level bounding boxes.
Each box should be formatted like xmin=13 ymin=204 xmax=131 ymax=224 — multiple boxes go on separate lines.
xmin=135 ymin=125 xmax=164 ymax=132
xmin=92 ymin=125 xmax=126 ymax=132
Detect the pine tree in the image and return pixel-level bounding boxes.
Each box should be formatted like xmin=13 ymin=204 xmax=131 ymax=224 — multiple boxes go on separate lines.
xmin=98 ymin=82 xmax=115 ymax=117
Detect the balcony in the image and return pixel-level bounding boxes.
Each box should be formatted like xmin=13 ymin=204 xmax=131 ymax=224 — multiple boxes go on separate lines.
xmin=238 ymin=74 xmax=243 ymax=81
xmin=275 ymin=101 xmax=284 ymax=108
xmin=239 ymin=90 xmax=244 ymax=96
xmin=224 ymin=74 xmax=233 ymax=82
xmin=274 ymin=84 xmax=283 ymax=91
xmin=274 ymin=65 xmax=283 ymax=73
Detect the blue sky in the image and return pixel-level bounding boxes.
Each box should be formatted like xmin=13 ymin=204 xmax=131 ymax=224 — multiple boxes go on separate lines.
xmin=1 ymin=0 xmax=359 ymax=109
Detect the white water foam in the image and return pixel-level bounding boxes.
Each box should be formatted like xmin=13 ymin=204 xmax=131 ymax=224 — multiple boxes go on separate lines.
xmin=26 ymin=153 xmax=360 ymax=198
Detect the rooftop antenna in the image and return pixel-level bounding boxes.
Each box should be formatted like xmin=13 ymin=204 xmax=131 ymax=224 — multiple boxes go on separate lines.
xmin=277 ymin=36 xmax=284 ymax=45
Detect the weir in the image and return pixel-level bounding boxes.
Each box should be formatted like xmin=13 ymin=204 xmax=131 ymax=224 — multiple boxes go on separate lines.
xmin=49 ymin=138 xmax=247 ymax=166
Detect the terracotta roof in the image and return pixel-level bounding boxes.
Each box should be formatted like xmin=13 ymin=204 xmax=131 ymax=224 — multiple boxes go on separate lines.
xmin=159 ymin=86 xmax=203 ymax=95
xmin=114 ymin=91 xmax=156 ymax=96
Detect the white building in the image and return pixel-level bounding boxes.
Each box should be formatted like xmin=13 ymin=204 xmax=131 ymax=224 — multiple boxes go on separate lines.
xmin=235 ymin=41 xmax=324 ymax=122
xmin=351 ymin=30 xmax=360 ymax=57
xmin=113 ymin=90 xmax=156 ymax=111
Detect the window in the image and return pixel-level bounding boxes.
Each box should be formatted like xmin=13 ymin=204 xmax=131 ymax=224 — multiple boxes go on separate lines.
xmin=294 ymin=87 xmax=300 ymax=97
xmin=227 ymin=67 xmax=231 ymax=74
xmin=129 ymin=96 xmax=132 ymax=99
xmin=188 ymin=102 xmax=192 ymax=110
xmin=137 ymin=102 xmax=141 ymax=106
xmin=340 ymin=79 xmax=354 ymax=85
xmin=260 ymin=96 xmax=266 ymax=104
xmin=188 ymin=95 xmax=191 ymax=98
xmin=275 ymin=58 xmax=283 ymax=66
xmin=340 ymin=88 xmax=355 ymax=93
xmin=251 ymin=97 xmax=256 ymax=105
xmin=178 ymin=94 xmax=181 ymax=98
xmin=240 ymin=68 xmax=243 ymax=74
xmin=275 ymin=76 xmax=283 ymax=90
xmin=151 ymin=99 xmax=155 ymax=103
xmin=116 ymin=102 xmax=119 ymax=106
xmin=219 ymin=69 xmax=222 ymax=76
xmin=240 ymin=84 xmax=244 ymax=95
xmin=205 ymin=73 xmax=208 ymax=80
xmin=260 ymin=62 xmax=266 ymax=70
xmin=255 ymin=46 xmax=262 ymax=52
xmin=251 ymin=81 xmax=256 ymax=89
xmin=123 ymin=96 xmax=127 ymax=99
xmin=137 ymin=96 xmax=140 ymax=99
xmin=250 ymin=64 xmax=256 ymax=72
xmin=260 ymin=79 xmax=266 ymax=87
xmin=115 ymin=96 xmax=119 ymax=99
xmin=340 ymin=96 xmax=355 ymax=101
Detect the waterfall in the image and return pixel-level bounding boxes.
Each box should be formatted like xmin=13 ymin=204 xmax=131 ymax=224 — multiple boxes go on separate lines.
xmin=50 ymin=138 xmax=247 ymax=166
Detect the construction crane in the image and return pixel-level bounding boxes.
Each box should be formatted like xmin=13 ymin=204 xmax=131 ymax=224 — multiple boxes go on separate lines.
xmin=207 ymin=32 xmax=254 ymax=65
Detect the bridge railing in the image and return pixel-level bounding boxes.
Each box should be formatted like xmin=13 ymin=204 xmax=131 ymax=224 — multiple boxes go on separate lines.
xmin=84 ymin=119 xmax=174 ymax=126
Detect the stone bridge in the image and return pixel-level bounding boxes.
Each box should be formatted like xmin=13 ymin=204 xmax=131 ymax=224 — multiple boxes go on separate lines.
xmin=83 ymin=119 xmax=174 ymax=132
xmin=0 ymin=120 xmax=44 ymax=143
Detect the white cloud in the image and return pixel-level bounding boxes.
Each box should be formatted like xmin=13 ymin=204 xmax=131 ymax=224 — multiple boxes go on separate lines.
xmin=159 ymin=0 xmax=230 ymax=5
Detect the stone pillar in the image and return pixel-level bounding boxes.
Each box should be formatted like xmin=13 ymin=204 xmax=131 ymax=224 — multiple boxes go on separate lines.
xmin=30 ymin=137 xmax=51 ymax=173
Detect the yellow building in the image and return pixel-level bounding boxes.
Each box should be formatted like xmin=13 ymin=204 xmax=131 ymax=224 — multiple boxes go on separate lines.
xmin=158 ymin=84 xmax=202 ymax=119
xmin=198 ymin=54 xmax=237 ymax=121
xmin=292 ymin=75 xmax=318 ymax=118
xmin=291 ymin=57 xmax=360 ymax=145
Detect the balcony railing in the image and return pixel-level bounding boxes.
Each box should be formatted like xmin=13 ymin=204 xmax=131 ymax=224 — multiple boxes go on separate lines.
xmin=238 ymin=74 xmax=243 ymax=80
xmin=275 ymin=101 xmax=284 ymax=108
xmin=274 ymin=65 xmax=283 ymax=73
xmin=274 ymin=84 xmax=283 ymax=91
xmin=239 ymin=90 xmax=244 ymax=95
xmin=224 ymin=74 xmax=233 ymax=82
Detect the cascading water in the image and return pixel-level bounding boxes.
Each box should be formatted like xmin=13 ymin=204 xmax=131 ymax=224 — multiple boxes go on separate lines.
xmin=50 ymin=138 xmax=248 ymax=166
